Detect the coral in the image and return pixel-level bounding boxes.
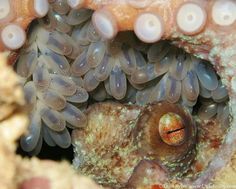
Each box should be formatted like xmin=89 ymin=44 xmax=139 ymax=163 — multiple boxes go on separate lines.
xmin=0 ymin=52 xmax=28 ymax=189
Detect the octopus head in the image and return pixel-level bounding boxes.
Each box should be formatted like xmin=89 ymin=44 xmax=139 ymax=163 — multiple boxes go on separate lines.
xmin=72 ymin=101 xmax=196 ymax=187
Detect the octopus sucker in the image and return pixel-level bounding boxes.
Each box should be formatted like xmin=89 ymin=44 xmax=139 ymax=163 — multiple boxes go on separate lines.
xmin=0 ymin=0 xmax=236 ymax=188
xmin=134 ymin=12 xmax=164 ymax=43
xmin=92 ymin=8 xmax=118 ymax=40
xmin=1 ymin=24 xmax=26 ymax=50
xmin=176 ymin=2 xmax=207 ymax=35
xmin=211 ymin=0 xmax=236 ymax=27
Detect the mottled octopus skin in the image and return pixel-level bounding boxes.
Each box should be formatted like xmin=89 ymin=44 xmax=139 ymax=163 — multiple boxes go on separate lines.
xmin=72 ymin=101 xmax=197 ymax=188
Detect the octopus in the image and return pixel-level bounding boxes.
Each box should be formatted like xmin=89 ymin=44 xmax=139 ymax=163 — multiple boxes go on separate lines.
xmin=72 ymin=101 xmax=197 ymax=188
xmin=0 ymin=0 xmax=236 ymax=188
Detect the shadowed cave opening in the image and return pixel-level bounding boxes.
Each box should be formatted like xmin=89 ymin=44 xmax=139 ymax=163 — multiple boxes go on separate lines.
xmin=17 ymin=132 xmax=74 ymax=161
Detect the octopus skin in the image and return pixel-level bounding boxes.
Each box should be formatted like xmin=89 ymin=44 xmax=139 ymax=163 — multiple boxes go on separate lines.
xmin=72 ymin=99 xmax=227 ymax=188
xmin=0 ymin=0 xmax=236 ymax=188
xmin=72 ymin=101 xmax=197 ymax=188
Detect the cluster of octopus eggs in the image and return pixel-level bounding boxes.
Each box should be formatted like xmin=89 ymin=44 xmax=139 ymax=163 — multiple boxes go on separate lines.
xmin=7 ymin=0 xmax=231 ymax=156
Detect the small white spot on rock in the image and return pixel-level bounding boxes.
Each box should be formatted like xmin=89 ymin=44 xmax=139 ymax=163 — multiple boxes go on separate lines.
xmin=231 ymin=76 xmax=236 ymax=93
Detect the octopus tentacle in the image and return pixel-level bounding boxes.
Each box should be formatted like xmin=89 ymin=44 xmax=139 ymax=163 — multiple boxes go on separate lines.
xmin=68 ymin=0 xmax=236 ymax=53
xmin=0 ymin=0 xmax=49 ymax=51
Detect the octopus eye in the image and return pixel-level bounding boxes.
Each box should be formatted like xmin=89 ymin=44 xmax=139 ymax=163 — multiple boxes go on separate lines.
xmin=158 ymin=112 xmax=186 ymax=146
xmin=134 ymin=101 xmax=196 ymax=176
